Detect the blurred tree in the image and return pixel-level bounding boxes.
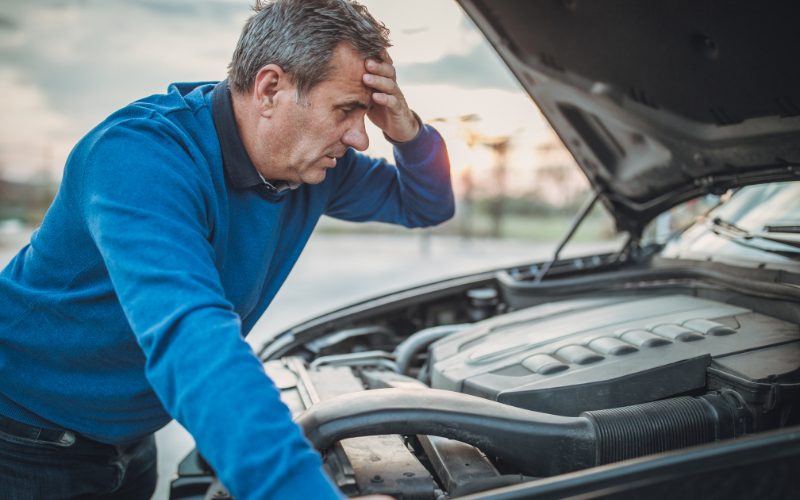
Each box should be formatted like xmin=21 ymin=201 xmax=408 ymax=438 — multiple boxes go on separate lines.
xmin=477 ymin=135 xmax=510 ymax=238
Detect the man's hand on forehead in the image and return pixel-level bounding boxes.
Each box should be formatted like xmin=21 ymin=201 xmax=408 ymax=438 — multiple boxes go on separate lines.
xmin=363 ymin=49 xmax=420 ymax=143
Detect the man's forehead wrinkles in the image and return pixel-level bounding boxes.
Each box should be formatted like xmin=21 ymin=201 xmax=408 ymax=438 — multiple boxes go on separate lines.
xmin=333 ymin=86 xmax=372 ymax=108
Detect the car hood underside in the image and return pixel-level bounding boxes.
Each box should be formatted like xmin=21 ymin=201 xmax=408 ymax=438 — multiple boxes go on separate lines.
xmin=456 ymin=0 xmax=800 ymax=233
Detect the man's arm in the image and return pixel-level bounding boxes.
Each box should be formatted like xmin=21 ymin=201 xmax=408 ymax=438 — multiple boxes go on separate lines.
xmin=81 ymin=118 xmax=344 ymax=500
xmin=324 ymin=125 xmax=454 ymax=227
xmin=325 ymin=49 xmax=454 ymax=227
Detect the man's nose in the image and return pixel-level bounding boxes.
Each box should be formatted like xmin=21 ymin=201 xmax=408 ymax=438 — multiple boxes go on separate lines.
xmin=341 ymin=118 xmax=369 ymax=152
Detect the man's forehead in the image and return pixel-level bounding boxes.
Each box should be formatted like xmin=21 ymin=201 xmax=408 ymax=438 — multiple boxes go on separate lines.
xmin=332 ymin=88 xmax=372 ymax=108
xmin=322 ymin=45 xmax=374 ymax=107
xmin=332 ymin=42 xmax=372 ymax=78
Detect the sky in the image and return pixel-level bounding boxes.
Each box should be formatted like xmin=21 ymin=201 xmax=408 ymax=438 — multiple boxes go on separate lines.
xmin=0 ymin=0 xmax=584 ymax=198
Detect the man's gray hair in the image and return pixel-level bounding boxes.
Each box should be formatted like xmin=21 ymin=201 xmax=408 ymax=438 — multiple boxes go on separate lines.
xmin=228 ymin=0 xmax=391 ymax=102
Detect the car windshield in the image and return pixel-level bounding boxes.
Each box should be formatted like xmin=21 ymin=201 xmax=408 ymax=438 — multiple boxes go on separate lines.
xmin=710 ymin=182 xmax=800 ymax=233
xmin=659 ymin=181 xmax=800 ymax=268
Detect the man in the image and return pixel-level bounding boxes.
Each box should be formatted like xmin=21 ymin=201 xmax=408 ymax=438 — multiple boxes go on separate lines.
xmin=0 ymin=1 xmax=453 ymax=499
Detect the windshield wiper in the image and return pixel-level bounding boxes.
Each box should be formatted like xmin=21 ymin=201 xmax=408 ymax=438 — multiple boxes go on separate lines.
xmin=710 ymin=217 xmax=800 ymax=258
xmin=711 ymin=217 xmax=749 ymax=235
xmin=764 ymin=225 xmax=800 ymax=234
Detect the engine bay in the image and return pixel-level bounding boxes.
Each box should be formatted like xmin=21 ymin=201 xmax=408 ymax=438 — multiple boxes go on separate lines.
xmin=172 ymin=292 xmax=800 ymax=500
xmin=278 ymin=294 xmax=798 ymax=499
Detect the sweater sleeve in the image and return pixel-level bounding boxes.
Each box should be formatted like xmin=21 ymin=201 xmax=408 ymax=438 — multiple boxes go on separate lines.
xmin=324 ymin=123 xmax=455 ymax=227
xmin=80 ymin=118 xmax=344 ymax=500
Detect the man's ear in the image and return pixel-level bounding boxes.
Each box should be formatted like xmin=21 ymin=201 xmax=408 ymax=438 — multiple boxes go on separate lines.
xmin=252 ymin=64 xmax=289 ymax=117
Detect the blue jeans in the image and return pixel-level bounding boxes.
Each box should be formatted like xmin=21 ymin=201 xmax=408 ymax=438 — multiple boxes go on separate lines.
xmin=0 ymin=413 xmax=157 ymax=500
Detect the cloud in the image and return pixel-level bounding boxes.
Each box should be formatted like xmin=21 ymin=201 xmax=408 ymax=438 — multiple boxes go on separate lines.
xmin=0 ymin=68 xmax=73 ymax=180
xmin=0 ymin=1 xmax=250 ymax=117
xmin=359 ymin=0 xmax=484 ymax=64
xmin=131 ymin=0 xmax=251 ymax=20
xmin=0 ymin=16 xmax=17 ymax=30
xmin=0 ymin=0 xmax=541 ymax=181
xmin=0 ymin=0 xmax=252 ymax=178
xmin=397 ymin=41 xmax=522 ymax=93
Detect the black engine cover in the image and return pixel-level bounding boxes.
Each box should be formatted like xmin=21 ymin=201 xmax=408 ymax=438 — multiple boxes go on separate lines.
xmin=429 ymin=295 xmax=800 ymax=416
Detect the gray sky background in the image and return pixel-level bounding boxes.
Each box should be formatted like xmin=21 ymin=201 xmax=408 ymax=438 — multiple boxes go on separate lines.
xmin=0 ymin=0 xmax=557 ymax=187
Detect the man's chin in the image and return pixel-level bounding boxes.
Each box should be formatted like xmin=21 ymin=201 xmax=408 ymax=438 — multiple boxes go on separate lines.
xmin=299 ymin=167 xmax=329 ymax=185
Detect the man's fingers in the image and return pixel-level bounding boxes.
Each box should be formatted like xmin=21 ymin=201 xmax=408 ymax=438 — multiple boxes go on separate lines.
xmin=372 ymin=92 xmax=400 ymax=110
xmin=364 ymin=74 xmax=400 ymax=96
xmin=366 ymin=59 xmax=396 ymax=80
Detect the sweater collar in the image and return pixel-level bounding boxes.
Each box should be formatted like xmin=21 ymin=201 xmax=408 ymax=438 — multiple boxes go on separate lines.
xmin=211 ymin=79 xmax=299 ymax=193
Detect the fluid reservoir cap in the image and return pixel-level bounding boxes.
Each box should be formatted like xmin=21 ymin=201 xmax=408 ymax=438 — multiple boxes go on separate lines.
xmin=650 ymin=324 xmax=705 ymax=342
xmin=467 ymin=288 xmax=499 ymax=307
xmin=521 ymin=354 xmax=569 ymax=375
xmin=618 ymin=329 xmax=673 ymax=348
xmin=555 ymin=345 xmax=605 ymax=365
xmin=588 ymin=337 xmax=639 ymax=356
xmin=682 ymin=319 xmax=736 ymax=336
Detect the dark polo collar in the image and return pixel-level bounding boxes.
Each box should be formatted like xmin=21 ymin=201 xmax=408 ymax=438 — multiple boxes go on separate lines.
xmin=211 ymin=79 xmax=298 ymax=194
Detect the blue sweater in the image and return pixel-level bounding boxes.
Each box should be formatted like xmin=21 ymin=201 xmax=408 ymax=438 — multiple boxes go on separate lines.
xmin=0 ymin=81 xmax=453 ymax=500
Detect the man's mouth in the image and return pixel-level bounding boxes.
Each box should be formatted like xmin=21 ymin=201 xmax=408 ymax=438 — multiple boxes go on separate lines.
xmin=323 ymin=151 xmax=346 ymax=167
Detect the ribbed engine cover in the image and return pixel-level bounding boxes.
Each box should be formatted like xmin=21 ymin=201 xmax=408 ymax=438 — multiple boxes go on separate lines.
xmin=429 ymin=295 xmax=800 ymax=416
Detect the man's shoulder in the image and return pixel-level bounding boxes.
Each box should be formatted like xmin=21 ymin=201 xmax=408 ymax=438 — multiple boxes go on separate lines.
xmin=130 ymin=81 xmax=217 ymax=118
xmin=136 ymin=82 xmax=217 ymax=117
xmin=81 ymin=82 xmax=219 ymax=154
xmin=92 ymin=82 xmax=217 ymax=137
xmin=67 ymin=82 xmax=224 ymax=190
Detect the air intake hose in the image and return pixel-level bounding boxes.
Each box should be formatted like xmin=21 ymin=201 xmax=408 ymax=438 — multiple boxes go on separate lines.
xmin=295 ymin=388 xmax=753 ymax=477
xmin=582 ymin=390 xmax=754 ymax=465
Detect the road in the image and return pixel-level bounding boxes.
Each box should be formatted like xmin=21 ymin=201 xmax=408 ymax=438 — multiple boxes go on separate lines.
xmin=0 ymin=227 xmax=615 ymax=499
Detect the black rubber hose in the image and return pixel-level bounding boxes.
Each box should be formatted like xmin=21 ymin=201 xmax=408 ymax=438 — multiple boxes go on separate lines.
xmin=296 ymin=389 xmax=755 ymax=478
xmin=392 ymin=324 xmax=470 ymax=376
xmin=582 ymin=390 xmax=754 ymax=464
xmin=296 ymin=388 xmax=597 ymax=477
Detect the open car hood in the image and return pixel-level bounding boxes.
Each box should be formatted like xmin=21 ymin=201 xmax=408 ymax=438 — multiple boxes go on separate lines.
xmin=457 ymin=0 xmax=800 ymax=234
